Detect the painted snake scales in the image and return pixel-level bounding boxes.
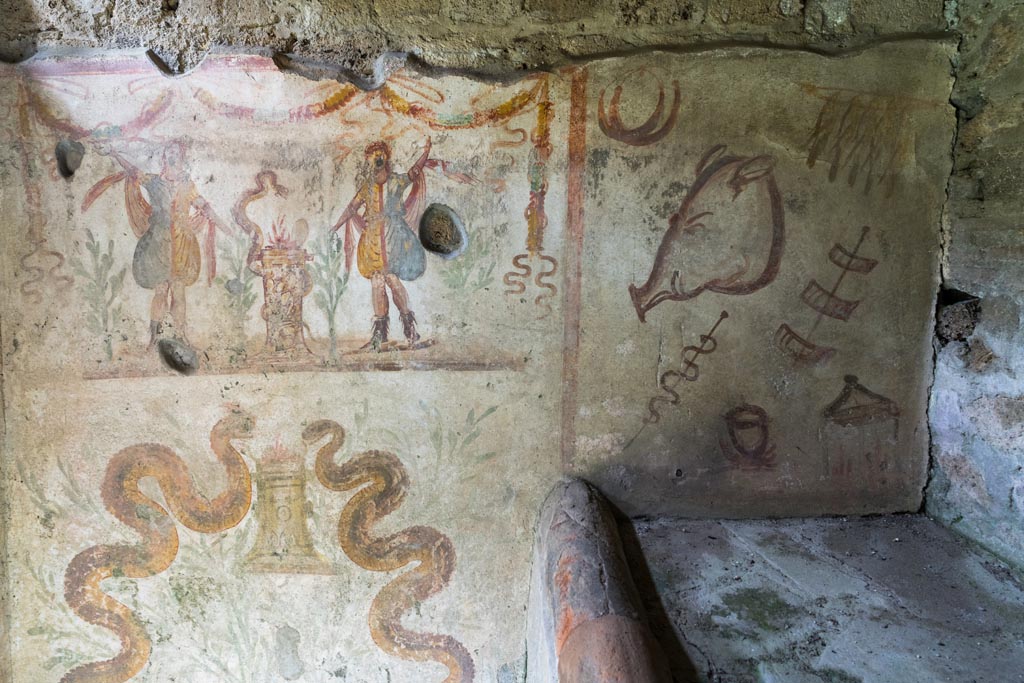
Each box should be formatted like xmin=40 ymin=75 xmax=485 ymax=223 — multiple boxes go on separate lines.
xmin=61 ymin=407 xmax=255 ymax=683
xmin=304 ymin=419 xmax=475 ymax=682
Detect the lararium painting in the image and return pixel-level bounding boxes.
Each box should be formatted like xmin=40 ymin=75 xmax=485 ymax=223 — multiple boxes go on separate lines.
xmin=0 ymin=39 xmax=957 ymax=683
xmin=7 ymin=53 xmax=566 ymax=378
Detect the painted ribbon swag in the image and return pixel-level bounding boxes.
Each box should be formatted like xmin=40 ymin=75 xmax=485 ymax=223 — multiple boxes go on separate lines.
xmin=304 ymin=419 xmax=475 ymax=683
xmin=61 ymin=407 xmax=255 ymax=683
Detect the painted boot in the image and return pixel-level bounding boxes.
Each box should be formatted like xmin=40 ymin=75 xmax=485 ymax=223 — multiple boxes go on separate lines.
xmin=147 ymin=320 xmax=162 ymax=349
xmin=361 ymin=315 xmax=389 ymax=352
xmin=400 ymin=311 xmax=420 ymax=345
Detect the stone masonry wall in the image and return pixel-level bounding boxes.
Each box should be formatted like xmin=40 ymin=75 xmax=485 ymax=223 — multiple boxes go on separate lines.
xmin=2 ymin=0 xmax=949 ymax=72
xmin=926 ymin=0 xmax=1024 ymax=569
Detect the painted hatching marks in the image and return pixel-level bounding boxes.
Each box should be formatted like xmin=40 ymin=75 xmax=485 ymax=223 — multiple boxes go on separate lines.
xmin=597 ymin=68 xmax=681 ymax=146
xmin=305 ymin=419 xmax=475 ymax=683
xmin=774 ymin=225 xmax=878 ymax=366
xmin=625 ymin=311 xmax=729 ymax=450
xmin=719 ymin=404 xmax=775 ymax=470
xmin=804 ymin=84 xmax=926 ymax=198
xmin=821 ymin=374 xmax=901 ymax=481
xmin=629 ymin=145 xmax=785 ymax=323
xmin=61 ymin=407 xmax=255 ymax=683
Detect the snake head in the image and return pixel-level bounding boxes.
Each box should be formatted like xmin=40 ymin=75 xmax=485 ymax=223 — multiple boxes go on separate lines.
xmin=256 ymin=170 xmax=289 ymax=198
xmin=302 ymin=419 xmax=344 ymax=446
xmin=220 ymin=403 xmax=256 ymax=439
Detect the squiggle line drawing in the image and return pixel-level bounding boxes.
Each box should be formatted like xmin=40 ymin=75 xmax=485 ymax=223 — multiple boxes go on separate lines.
xmin=625 ymin=310 xmax=729 ymax=450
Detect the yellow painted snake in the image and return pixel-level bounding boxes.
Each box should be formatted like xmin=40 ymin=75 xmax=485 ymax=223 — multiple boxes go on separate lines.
xmin=304 ymin=419 xmax=475 ymax=683
xmin=61 ymin=407 xmax=255 ymax=683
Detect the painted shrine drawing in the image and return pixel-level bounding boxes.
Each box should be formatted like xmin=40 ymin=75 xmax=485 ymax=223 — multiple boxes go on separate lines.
xmin=8 ymin=55 xmax=563 ymax=377
xmin=0 ymin=42 xmax=955 ymax=682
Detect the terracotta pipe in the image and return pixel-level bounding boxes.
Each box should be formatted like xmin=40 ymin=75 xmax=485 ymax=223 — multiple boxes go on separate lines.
xmin=527 ymin=478 xmax=672 ymax=683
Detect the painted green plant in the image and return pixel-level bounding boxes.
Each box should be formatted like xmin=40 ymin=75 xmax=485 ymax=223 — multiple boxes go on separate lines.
xmin=439 ymin=225 xmax=497 ymax=292
xmin=352 ymin=399 xmax=499 ymax=466
xmin=310 ymin=230 xmax=349 ymax=362
xmin=17 ymin=454 xmax=127 ymax=543
xmin=18 ymin=452 xmax=140 ymax=673
xmin=22 ymin=560 xmax=127 ymax=672
xmin=421 ymin=401 xmax=499 ymax=464
xmin=172 ymin=525 xmax=267 ymax=683
xmin=214 ymin=232 xmax=259 ymax=360
xmin=70 ymin=229 xmax=126 ymax=361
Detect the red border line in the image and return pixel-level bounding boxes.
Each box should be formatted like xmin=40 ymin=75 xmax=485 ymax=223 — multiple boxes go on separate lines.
xmin=560 ymin=66 xmax=587 ymax=471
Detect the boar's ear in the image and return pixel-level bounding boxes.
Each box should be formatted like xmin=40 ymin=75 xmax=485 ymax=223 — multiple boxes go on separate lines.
xmin=695 ymin=145 xmax=728 ymax=175
xmin=733 ymin=155 xmax=775 ymax=184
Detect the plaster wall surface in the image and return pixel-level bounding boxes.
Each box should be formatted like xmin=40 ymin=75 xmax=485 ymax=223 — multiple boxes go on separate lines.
xmin=0 ymin=41 xmax=955 ymax=682
xmin=925 ymin=1 xmax=1024 ymax=570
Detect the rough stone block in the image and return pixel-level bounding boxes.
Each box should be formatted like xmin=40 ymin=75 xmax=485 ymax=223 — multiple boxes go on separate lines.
xmin=373 ymin=0 xmax=442 ymax=19
xmin=617 ymin=0 xmax=707 ymax=26
xmin=851 ymin=0 xmax=946 ymax=34
xmin=448 ymin=0 xmax=519 ymax=24
xmin=523 ymin=0 xmax=610 ymax=23
xmin=707 ymin=0 xmax=801 ymax=29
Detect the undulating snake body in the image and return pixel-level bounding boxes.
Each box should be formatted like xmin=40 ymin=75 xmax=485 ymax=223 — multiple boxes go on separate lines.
xmin=304 ymin=419 xmax=475 ymax=683
xmin=61 ymin=408 xmax=255 ymax=683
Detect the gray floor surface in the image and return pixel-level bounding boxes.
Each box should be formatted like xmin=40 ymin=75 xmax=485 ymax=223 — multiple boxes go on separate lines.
xmin=621 ymin=515 xmax=1024 ymax=683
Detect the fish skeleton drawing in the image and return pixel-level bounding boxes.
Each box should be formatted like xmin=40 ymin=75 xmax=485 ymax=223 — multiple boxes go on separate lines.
xmin=629 ymin=144 xmax=786 ymax=322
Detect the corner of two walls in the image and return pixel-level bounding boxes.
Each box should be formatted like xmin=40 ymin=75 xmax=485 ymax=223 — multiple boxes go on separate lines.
xmin=1 ymin=310 xmax=10 ymax=683
xmin=0 ymin=1 xmax=1014 ymax=681
xmin=926 ymin=1 xmax=1024 ymax=570
xmin=0 ymin=41 xmax=956 ymax=681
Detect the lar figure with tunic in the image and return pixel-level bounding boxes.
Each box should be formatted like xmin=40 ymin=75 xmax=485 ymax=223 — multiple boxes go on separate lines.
xmin=331 ymin=138 xmax=434 ymax=351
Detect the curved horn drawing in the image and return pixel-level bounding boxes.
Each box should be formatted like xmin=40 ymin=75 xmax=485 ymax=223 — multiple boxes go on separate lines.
xmin=598 ymin=78 xmax=681 ymax=147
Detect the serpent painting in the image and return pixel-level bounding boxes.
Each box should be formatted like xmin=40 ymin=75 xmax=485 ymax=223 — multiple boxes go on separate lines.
xmin=61 ymin=406 xmax=255 ymax=683
xmin=304 ymin=418 xmax=475 ymax=683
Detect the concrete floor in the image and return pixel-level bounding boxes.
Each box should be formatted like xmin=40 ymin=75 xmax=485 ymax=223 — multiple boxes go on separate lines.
xmin=620 ymin=515 xmax=1024 ymax=683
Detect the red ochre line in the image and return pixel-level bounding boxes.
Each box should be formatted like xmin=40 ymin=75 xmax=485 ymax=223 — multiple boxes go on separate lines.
xmin=560 ymin=66 xmax=588 ymax=472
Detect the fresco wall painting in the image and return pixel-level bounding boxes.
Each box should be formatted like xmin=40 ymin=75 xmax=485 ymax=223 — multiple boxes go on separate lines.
xmin=0 ymin=42 xmax=955 ymax=682
xmin=570 ymin=43 xmax=953 ymax=517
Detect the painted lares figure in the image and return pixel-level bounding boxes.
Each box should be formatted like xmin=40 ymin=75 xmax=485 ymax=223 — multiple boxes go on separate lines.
xmin=332 ymin=139 xmax=432 ymax=351
xmin=85 ymin=141 xmax=231 ymax=347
